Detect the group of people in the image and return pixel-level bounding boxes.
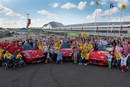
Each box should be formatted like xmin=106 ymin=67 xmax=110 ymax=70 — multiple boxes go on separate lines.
xmin=0 ymin=34 xmax=130 ymax=72
xmin=0 ymin=47 xmax=24 ymax=68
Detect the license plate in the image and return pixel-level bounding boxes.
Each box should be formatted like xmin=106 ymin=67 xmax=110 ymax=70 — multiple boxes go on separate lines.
xmin=37 ymin=60 xmax=41 ymax=63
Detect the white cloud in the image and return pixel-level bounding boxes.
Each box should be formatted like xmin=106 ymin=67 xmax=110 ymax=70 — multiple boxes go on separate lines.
xmin=0 ymin=3 xmax=26 ymax=28
xmin=110 ymin=15 xmax=130 ymax=22
xmin=0 ymin=17 xmax=51 ymax=28
xmin=0 ymin=17 xmax=26 ymax=28
xmin=103 ymin=7 xmax=119 ymax=16
xmin=77 ymin=1 xmax=87 ymax=10
xmin=100 ymin=0 xmax=107 ymax=5
xmin=61 ymin=1 xmax=87 ymax=10
xmin=51 ymin=3 xmax=59 ymax=8
xmin=86 ymin=7 xmax=120 ymax=22
xmin=61 ymin=2 xmax=77 ymax=9
xmin=37 ymin=10 xmax=57 ymax=18
xmin=93 ymin=9 xmax=103 ymax=18
xmin=86 ymin=9 xmax=103 ymax=22
xmin=0 ymin=4 xmax=21 ymax=16
xmin=90 ymin=1 xmax=94 ymax=6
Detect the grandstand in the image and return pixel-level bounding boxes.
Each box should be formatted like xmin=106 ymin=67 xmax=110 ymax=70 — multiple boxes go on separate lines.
xmin=42 ymin=21 xmax=130 ymax=37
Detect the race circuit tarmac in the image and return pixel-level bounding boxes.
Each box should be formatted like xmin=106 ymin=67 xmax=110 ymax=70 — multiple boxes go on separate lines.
xmin=0 ymin=63 xmax=130 ymax=87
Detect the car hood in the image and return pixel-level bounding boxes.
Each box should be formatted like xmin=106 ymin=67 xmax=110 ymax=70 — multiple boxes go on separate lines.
xmin=90 ymin=50 xmax=109 ymax=60
xmin=60 ymin=48 xmax=73 ymax=57
xmin=22 ymin=50 xmax=44 ymax=58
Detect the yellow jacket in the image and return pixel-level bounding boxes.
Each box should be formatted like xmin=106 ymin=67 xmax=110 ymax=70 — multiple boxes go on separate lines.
xmin=85 ymin=52 xmax=90 ymax=60
xmin=81 ymin=50 xmax=87 ymax=59
xmin=0 ymin=53 xmax=3 ymax=59
xmin=79 ymin=43 xmax=83 ymax=50
xmin=0 ymin=49 xmax=4 ymax=59
xmin=16 ymin=53 xmax=22 ymax=59
xmin=0 ymin=49 xmax=4 ymax=53
xmin=38 ymin=42 xmax=44 ymax=50
xmin=55 ymin=42 xmax=61 ymax=52
xmin=81 ymin=51 xmax=90 ymax=60
xmin=88 ymin=44 xmax=93 ymax=52
xmin=114 ymin=52 xmax=121 ymax=60
xmin=4 ymin=53 xmax=12 ymax=59
xmin=83 ymin=43 xmax=87 ymax=48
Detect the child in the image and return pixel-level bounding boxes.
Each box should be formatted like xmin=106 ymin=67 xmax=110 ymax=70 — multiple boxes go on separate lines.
xmin=106 ymin=51 xmax=113 ymax=69
xmin=119 ymin=53 xmax=130 ymax=72
xmin=56 ymin=51 xmax=63 ymax=64
xmin=4 ymin=51 xmax=13 ymax=60
xmin=16 ymin=52 xmax=24 ymax=64
xmin=3 ymin=51 xmax=13 ymax=65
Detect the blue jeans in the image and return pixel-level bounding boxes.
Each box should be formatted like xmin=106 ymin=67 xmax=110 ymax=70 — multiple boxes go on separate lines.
xmin=116 ymin=60 xmax=121 ymax=69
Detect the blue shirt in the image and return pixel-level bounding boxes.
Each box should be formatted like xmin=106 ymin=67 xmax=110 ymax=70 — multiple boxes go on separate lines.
xmin=57 ymin=52 xmax=63 ymax=61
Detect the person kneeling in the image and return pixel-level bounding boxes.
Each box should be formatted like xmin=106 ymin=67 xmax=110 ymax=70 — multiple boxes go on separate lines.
xmin=3 ymin=51 xmax=13 ymax=67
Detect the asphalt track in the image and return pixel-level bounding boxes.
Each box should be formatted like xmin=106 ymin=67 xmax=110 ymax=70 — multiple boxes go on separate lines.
xmin=0 ymin=63 xmax=130 ymax=87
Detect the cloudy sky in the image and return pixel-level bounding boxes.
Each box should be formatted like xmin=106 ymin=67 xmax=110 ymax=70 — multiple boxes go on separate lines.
xmin=0 ymin=0 xmax=130 ymax=28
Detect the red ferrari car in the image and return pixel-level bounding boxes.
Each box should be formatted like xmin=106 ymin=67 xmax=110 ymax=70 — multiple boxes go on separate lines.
xmin=60 ymin=48 xmax=73 ymax=61
xmin=22 ymin=50 xmax=45 ymax=63
xmin=89 ymin=45 xmax=114 ymax=66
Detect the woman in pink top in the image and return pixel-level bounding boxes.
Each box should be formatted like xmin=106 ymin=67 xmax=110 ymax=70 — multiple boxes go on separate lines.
xmin=114 ymin=44 xmax=123 ymax=69
xmin=115 ymin=44 xmax=123 ymax=53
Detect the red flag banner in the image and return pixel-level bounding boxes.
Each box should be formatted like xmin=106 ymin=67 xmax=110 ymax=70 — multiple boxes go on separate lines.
xmin=27 ymin=19 xmax=31 ymax=26
xmin=27 ymin=19 xmax=31 ymax=28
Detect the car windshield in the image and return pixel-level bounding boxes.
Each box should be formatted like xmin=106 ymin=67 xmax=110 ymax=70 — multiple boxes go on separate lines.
xmin=98 ymin=45 xmax=113 ymax=51
xmin=61 ymin=41 xmax=71 ymax=48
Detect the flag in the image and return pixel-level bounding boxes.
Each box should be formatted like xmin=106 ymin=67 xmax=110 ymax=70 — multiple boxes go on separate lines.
xmin=110 ymin=3 xmax=115 ymax=8
xmin=27 ymin=19 xmax=31 ymax=28
xmin=96 ymin=1 xmax=100 ymax=6
xmin=27 ymin=19 xmax=31 ymax=26
xmin=121 ymin=4 xmax=126 ymax=10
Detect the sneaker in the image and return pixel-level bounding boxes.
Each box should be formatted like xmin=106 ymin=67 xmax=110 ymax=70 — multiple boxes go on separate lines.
xmin=45 ymin=59 xmax=48 ymax=64
xmin=60 ymin=61 xmax=63 ymax=64
xmin=84 ymin=63 xmax=88 ymax=66
xmin=79 ymin=63 xmax=82 ymax=65
xmin=74 ymin=61 xmax=77 ymax=64
xmin=121 ymin=70 xmax=125 ymax=72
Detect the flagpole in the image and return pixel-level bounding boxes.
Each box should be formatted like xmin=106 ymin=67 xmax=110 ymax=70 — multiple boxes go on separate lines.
xmin=95 ymin=1 xmax=100 ymax=36
xmin=108 ymin=1 xmax=110 ymax=37
xmin=119 ymin=8 xmax=121 ymax=37
xmin=95 ymin=5 xmax=97 ymax=36
xmin=109 ymin=2 xmax=114 ymax=37
xmin=26 ymin=13 xmax=30 ymax=39
xmin=108 ymin=1 xmax=111 ymax=37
